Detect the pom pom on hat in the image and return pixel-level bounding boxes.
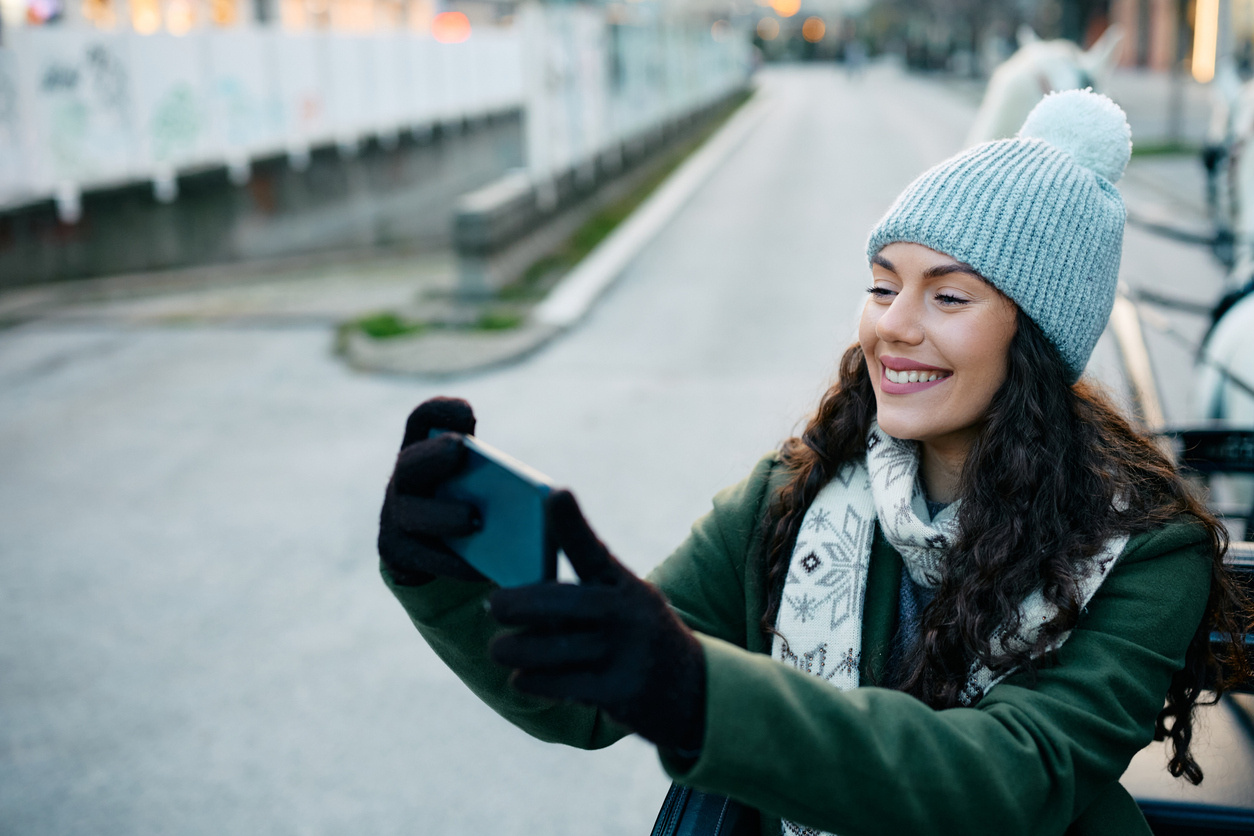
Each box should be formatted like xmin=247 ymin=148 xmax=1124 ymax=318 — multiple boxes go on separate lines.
xmin=1018 ymin=88 xmax=1132 ymax=184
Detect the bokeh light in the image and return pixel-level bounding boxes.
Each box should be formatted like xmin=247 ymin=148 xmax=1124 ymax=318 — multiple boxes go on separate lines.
xmin=756 ymin=17 xmax=779 ymax=40
xmin=130 ymin=0 xmax=160 ymax=33
xmin=801 ymin=16 xmax=825 ymax=43
xmin=770 ymin=0 xmax=800 ymax=18
xmin=166 ymin=0 xmax=195 ymax=34
xmin=1193 ymin=0 xmax=1219 ymax=82
xmin=432 ymin=11 xmax=471 ymax=44
xmin=82 ymin=0 xmax=117 ymax=28
xmin=210 ymin=0 xmax=236 ymax=26
xmin=24 ymin=0 xmax=61 ymax=24
xmin=710 ymin=19 xmax=731 ymax=43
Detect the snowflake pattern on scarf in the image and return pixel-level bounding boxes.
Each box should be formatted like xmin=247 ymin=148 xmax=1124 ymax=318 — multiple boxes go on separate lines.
xmin=770 ymin=422 xmax=1127 ymax=836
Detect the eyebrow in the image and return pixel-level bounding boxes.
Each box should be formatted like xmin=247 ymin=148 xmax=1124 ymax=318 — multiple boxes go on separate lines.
xmin=871 ymin=254 xmax=985 ymax=281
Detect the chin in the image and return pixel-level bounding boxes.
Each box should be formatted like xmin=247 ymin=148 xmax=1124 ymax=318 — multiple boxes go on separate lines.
xmin=873 ymin=413 xmax=926 ymax=443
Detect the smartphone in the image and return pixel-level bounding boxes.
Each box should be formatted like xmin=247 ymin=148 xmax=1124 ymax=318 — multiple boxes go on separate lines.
xmin=429 ymin=430 xmax=557 ymax=587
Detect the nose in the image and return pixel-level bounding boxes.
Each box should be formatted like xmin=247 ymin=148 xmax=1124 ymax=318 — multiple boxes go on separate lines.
xmin=874 ymin=290 xmax=924 ymax=345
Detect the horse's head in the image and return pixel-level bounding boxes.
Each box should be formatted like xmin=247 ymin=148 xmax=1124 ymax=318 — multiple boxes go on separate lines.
xmin=966 ymin=25 xmax=1124 ymax=146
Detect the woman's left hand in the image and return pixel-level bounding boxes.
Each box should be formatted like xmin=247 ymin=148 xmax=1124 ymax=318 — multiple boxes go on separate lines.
xmin=488 ymin=489 xmax=706 ymax=754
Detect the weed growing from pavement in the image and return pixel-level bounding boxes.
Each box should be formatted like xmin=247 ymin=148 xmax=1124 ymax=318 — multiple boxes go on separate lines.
xmin=477 ymin=310 xmax=524 ymax=330
xmin=353 ymin=312 xmax=427 ymax=339
xmin=1131 ymin=141 xmax=1201 ymax=157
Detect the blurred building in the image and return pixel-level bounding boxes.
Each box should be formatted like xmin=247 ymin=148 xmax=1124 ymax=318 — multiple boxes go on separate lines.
xmin=829 ymin=0 xmax=1254 ymax=79
xmin=1103 ymin=0 xmax=1254 ymax=72
xmin=0 ymin=0 xmax=517 ymax=33
xmin=1111 ymin=0 xmax=1181 ymax=69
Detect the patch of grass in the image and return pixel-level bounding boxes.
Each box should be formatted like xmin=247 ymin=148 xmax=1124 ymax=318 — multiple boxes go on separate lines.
xmin=1131 ymin=140 xmax=1202 ymax=158
xmin=352 ymin=312 xmax=427 ymax=339
xmin=498 ymin=254 xmax=568 ymax=302
xmin=476 ymin=309 xmax=524 ymax=331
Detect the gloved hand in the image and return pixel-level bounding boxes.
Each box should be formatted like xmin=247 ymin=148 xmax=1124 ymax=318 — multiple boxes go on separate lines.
xmin=378 ymin=397 xmax=486 ymax=586
xmin=487 ymin=490 xmax=706 ymax=753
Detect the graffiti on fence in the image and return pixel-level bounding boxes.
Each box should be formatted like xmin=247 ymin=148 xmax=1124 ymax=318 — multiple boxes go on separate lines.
xmin=31 ymin=37 xmax=135 ymax=183
xmin=85 ymin=43 xmax=129 ymax=112
xmin=149 ymin=82 xmax=201 ymax=163
xmin=3 ymin=28 xmax=528 ymax=211
xmin=213 ymin=76 xmax=255 ymax=147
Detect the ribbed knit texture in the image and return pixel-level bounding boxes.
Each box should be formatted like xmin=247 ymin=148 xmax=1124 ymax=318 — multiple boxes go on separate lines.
xmin=866 ymin=107 xmax=1129 ymax=381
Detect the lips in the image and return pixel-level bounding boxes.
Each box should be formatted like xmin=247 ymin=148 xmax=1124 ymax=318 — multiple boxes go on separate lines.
xmin=878 ymin=356 xmax=952 ymax=395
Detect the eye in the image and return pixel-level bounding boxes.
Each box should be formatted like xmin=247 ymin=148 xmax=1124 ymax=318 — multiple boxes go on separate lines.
xmin=934 ymin=292 xmax=969 ymax=307
xmin=866 ymin=285 xmax=896 ymax=300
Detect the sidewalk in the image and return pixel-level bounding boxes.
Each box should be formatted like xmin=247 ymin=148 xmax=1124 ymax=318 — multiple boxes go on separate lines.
xmin=0 ymin=247 xmax=457 ymax=330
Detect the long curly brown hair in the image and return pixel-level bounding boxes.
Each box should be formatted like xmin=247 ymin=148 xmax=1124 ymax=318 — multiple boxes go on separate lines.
xmin=759 ymin=309 xmax=1252 ymax=784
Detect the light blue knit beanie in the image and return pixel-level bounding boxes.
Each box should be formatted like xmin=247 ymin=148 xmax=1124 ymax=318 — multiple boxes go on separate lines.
xmin=866 ymin=89 xmax=1132 ymax=381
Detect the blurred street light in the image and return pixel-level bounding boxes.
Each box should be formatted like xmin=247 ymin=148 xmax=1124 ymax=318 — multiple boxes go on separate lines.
xmin=1193 ymin=0 xmax=1219 ymax=82
xmin=166 ymin=0 xmax=195 ymax=33
xmin=130 ymin=0 xmax=160 ymax=31
xmin=770 ymin=0 xmax=800 ymax=18
xmin=432 ymin=9 xmax=470 ymax=42
xmin=801 ymin=15 xmax=823 ymax=42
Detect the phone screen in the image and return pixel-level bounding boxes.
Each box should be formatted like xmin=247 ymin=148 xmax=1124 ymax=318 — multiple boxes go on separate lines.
xmin=431 ymin=433 xmax=556 ymax=587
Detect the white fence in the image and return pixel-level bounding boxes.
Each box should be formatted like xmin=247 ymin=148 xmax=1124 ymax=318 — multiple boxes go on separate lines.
xmin=520 ymin=4 xmax=752 ymax=190
xmin=0 ymin=8 xmax=752 ymax=221
xmin=0 ymin=26 xmax=524 ymax=216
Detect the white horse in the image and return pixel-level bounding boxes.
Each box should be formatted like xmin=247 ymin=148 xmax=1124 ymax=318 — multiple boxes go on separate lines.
xmin=966 ymin=25 xmax=1125 ymax=146
xmin=1192 ymin=61 xmax=1254 ymax=440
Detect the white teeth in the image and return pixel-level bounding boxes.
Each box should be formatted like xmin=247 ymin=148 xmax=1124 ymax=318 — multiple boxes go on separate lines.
xmin=886 ymin=368 xmax=946 ymax=384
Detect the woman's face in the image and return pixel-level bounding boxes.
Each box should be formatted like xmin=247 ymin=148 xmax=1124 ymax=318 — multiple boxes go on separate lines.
xmin=859 ymin=242 xmax=1019 ymax=461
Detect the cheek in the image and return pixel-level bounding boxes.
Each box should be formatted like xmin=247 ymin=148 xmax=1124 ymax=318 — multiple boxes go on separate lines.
xmin=857 ymin=304 xmax=879 ymax=353
xmin=961 ymin=321 xmax=1015 ymax=397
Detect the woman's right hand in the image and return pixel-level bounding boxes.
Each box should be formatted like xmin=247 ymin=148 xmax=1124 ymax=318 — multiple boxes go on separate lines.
xmin=377 ymin=397 xmax=488 ymax=586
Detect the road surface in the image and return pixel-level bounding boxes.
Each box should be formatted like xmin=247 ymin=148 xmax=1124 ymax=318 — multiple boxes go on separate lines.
xmin=0 ymin=64 xmax=1227 ymax=835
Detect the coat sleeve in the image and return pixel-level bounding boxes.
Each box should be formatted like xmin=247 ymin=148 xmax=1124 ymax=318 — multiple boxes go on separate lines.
xmin=380 ymin=453 xmax=782 ymax=750
xmin=659 ymin=520 xmax=1212 ymax=836
xmin=382 ymin=565 xmax=631 ymax=749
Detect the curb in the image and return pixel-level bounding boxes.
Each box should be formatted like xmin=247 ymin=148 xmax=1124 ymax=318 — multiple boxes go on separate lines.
xmin=342 ymin=323 xmax=561 ymax=378
xmin=345 ymin=90 xmax=775 ymax=377
xmin=532 ymin=91 xmax=775 ymax=329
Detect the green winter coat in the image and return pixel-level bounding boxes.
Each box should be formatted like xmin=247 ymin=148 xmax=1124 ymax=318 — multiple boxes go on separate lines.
xmin=383 ymin=452 xmax=1211 ymax=836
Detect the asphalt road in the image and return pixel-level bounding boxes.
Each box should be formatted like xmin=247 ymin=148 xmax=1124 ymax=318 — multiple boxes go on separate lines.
xmin=0 ymin=64 xmax=1229 ymax=835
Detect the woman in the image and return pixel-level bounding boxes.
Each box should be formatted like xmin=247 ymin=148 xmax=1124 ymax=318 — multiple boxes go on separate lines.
xmin=376 ymin=90 xmax=1251 ymax=835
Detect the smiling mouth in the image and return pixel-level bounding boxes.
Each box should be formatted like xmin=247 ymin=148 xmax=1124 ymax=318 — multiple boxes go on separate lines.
xmin=879 ymin=364 xmax=953 ymax=394
xmin=884 ymin=368 xmax=950 ymax=384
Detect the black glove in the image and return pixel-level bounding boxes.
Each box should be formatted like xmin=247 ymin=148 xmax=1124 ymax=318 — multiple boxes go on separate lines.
xmin=487 ymin=490 xmax=706 ymax=753
xmin=378 ymin=397 xmax=486 ymax=586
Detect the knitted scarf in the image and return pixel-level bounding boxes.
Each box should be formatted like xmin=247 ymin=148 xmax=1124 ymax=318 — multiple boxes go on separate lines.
xmin=770 ymin=422 xmax=1126 ymax=836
